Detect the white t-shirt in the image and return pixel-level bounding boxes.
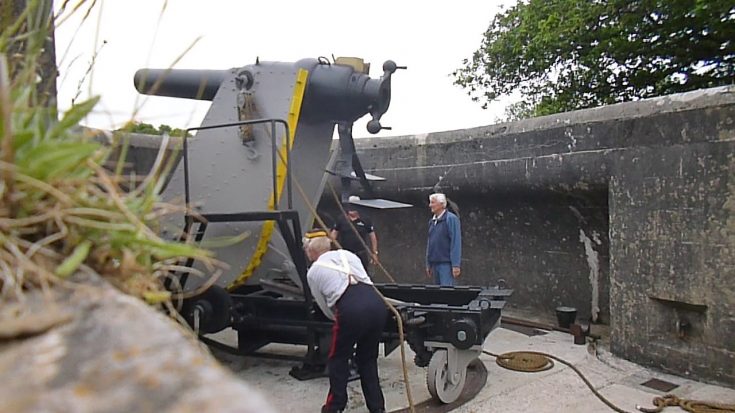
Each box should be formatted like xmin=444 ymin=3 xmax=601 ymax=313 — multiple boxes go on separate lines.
xmin=307 ymin=249 xmax=373 ymax=320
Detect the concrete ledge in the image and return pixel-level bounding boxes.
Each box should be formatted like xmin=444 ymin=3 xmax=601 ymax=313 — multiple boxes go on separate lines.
xmin=0 ymin=273 xmax=276 ymax=413
xmin=356 ymin=85 xmax=735 ymax=148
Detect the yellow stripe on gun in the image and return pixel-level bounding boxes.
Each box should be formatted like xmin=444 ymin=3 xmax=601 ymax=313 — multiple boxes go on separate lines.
xmin=228 ymin=69 xmax=309 ymax=290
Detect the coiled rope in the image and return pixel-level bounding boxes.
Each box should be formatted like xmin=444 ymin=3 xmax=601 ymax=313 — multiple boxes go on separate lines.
xmin=484 ymin=350 xmax=735 ymax=413
xmin=638 ymin=394 xmax=735 ymax=413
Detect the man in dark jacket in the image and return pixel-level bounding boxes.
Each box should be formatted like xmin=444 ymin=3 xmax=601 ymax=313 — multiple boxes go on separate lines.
xmin=330 ymin=201 xmax=378 ymax=272
xmin=426 ymin=193 xmax=461 ymax=286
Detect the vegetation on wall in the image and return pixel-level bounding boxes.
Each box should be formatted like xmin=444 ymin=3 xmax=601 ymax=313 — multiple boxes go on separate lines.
xmin=117 ymin=121 xmax=190 ymax=137
xmin=454 ymin=0 xmax=735 ymax=120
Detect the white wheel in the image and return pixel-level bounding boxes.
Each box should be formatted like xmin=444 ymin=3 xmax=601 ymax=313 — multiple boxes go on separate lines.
xmin=426 ymin=349 xmax=467 ymax=403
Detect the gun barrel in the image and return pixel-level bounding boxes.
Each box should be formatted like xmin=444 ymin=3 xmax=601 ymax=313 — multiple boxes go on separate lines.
xmin=133 ymin=69 xmax=227 ymax=101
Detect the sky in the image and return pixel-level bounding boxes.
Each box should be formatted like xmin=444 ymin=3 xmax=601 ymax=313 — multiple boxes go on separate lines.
xmin=54 ymin=0 xmax=516 ymax=138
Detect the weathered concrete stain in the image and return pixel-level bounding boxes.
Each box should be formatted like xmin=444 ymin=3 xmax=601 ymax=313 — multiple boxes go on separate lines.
xmin=579 ymin=228 xmax=601 ymax=323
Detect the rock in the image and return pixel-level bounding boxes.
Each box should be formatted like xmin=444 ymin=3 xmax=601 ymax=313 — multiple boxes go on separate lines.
xmin=0 ymin=274 xmax=277 ymax=413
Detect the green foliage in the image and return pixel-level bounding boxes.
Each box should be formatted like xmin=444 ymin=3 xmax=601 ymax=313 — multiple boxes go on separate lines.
xmin=0 ymin=0 xmax=212 ymax=306
xmin=454 ymin=0 xmax=735 ymax=120
xmin=118 ymin=121 xmax=190 ymax=137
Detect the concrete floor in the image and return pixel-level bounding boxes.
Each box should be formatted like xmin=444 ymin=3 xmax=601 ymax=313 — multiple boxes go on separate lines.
xmin=209 ymin=327 xmax=735 ymax=413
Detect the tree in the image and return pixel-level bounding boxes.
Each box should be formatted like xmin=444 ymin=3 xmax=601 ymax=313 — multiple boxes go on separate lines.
xmin=453 ymin=0 xmax=735 ymax=120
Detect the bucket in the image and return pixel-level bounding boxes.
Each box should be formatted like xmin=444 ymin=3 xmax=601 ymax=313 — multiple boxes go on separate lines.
xmin=555 ymin=306 xmax=577 ymax=329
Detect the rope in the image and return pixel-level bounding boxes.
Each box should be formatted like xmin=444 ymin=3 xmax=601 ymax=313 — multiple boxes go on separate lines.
xmin=494 ymin=351 xmax=554 ymax=372
xmin=484 ymin=350 xmax=735 ymax=413
xmin=637 ymin=395 xmax=735 ymax=413
xmin=485 ymin=350 xmax=634 ymax=413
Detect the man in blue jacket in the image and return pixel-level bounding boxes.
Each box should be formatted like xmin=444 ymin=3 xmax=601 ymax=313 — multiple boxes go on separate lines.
xmin=426 ymin=193 xmax=462 ymax=286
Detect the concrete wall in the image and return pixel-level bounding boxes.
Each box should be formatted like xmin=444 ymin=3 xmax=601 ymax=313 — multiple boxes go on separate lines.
xmin=323 ymin=86 xmax=735 ymax=385
xmin=319 ymin=189 xmax=610 ymax=323
xmin=610 ymin=139 xmax=735 ymax=383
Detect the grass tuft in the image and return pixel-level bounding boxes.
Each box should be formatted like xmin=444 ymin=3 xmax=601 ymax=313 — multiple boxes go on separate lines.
xmin=0 ymin=0 xmax=214 ymax=312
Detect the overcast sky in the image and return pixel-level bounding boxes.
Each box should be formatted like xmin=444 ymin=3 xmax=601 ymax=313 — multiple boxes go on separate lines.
xmin=54 ymin=0 xmax=515 ymax=138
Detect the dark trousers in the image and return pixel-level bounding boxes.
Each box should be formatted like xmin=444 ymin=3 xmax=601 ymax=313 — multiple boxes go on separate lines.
xmin=355 ymin=250 xmax=371 ymax=274
xmin=324 ymin=283 xmax=386 ymax=413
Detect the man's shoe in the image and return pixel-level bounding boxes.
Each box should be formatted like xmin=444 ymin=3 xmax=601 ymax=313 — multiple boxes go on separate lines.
xmin=320 ymin=405 xmax=343 ymax=413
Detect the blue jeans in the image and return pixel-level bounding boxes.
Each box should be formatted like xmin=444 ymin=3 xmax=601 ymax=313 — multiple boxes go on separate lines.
xmin=430 ymin=262 xmax=454 ymax=286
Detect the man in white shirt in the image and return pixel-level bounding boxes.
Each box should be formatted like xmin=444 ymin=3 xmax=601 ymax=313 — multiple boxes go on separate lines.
xmin=303 ymin=230 xmax=387 ymax=413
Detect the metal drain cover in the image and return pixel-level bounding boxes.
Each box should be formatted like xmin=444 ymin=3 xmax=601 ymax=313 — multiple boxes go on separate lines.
xmin=641 ymin=378 xmax=679 ymax=392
